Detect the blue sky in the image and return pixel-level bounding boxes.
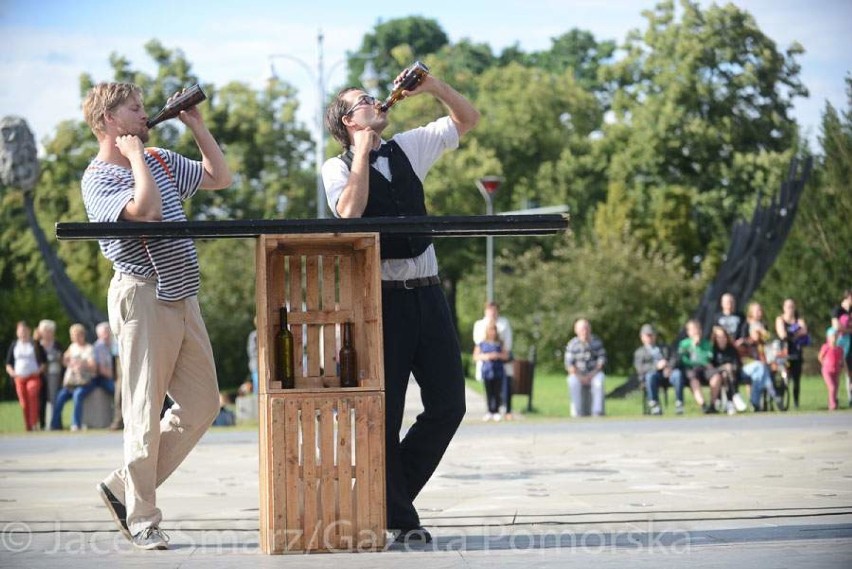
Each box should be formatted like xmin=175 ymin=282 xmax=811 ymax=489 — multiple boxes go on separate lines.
xmin=1 ymin=0 xmax=850 ymax=151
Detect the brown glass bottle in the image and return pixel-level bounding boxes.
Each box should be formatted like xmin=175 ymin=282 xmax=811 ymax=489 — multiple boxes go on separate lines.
xmin=339 ymin=322 xmax=358 ymax=388
xmin=379 ymin=61 xmax=430 ymax=112
xmin=276 ymin=306 xmax=295 ymax=388
xmin=146 ymin=84 xmax=207 ymax=128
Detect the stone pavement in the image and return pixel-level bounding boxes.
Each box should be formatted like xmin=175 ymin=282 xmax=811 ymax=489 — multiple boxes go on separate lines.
xmin=1 ymin=381 xmax=851 ymax=568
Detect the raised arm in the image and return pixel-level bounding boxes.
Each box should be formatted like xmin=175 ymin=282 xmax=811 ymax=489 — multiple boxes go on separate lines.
xmin=117 ymin=135 xmax=162 ymax=221
xmin=412 ymin=75 xmax=480 ymax=137
xmin=180 ymin=106 xmax=232 ymax=190
xmin=335 ymin=128 xmax=380 ymax=218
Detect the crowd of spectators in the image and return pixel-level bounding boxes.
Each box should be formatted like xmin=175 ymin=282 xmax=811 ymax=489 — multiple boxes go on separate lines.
xmin=5 ymin=320 xmax=119 ymax=431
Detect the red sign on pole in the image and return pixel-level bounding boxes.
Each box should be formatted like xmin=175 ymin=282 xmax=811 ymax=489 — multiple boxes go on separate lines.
xmin=476 ymin=176 xmax=503 ymax=201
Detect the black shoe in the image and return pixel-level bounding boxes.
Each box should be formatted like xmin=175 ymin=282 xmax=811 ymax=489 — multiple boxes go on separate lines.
xmin=394 ymin=526 xmax=432 ymax=544
xmin=97 ymin=482 xmax=131 ymax=541
xmin=703 ymin=403 xmax=718 ymax=414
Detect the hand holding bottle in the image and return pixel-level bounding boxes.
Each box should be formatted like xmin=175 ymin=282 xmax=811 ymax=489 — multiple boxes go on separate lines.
xmin=146 ymin=84 xmax=207 ymax=129
xmin=380 ymin=61 xmax=431 ymax=112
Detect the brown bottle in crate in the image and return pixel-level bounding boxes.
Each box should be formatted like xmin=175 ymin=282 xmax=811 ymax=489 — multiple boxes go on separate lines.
xmin=379 ymin=61 xmax=430 ymax=112
xmin=146 ymin=84 xmax=207 ymax=128
xmin=276 ymin=306 xmax=295 ymax=388
xmin=339 ymin=321 xmax=358 ymax=388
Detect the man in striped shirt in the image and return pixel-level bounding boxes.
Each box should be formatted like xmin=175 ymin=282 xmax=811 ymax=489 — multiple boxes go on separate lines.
xmin=81 ymin=82 xmax=231 ymax=550
xmin=564 ymin=319 xmax=607 ymax=417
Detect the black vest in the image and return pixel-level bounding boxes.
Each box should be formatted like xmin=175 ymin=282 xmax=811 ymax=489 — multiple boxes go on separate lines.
xmin=341 ymin=140 xmax=433 ymax=260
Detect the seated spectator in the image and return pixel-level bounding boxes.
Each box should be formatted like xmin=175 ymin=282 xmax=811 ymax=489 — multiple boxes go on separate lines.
xmin=37 ymin=320 xmax=64 ymax=431
xmin=5 ymin=321 xmax=46 ymax=431
xmin=715 ymin=292 xmax=748 ymax=341
xmin=708 ymin=326 xmax=746 ymax=414
xmin=564 ymin=319 xmax=606 ymax=417
xmin=238 ymin=379 xmax=254 ymax=396
xmin=473 ymin=321 xmax=509 ymax=421
xmin=633 ymin=324 xmax=684 ymax=415
xmin=51 ymin=323 xmax=98 ymax=431
xmin=212 ymin=392 xmax=236 ymax=426
xmin=677 ymin=319 xmax=714 ymax=412
xmin=736 ymin=302 xmax=781 ymax=411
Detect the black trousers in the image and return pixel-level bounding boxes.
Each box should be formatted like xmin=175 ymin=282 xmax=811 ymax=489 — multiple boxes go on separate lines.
xmin=382 ymin=284 xmax=466 ymax=530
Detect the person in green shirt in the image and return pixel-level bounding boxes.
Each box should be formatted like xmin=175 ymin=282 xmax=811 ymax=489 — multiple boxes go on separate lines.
xmin=677 ymin=319 xmax=718 ymax=412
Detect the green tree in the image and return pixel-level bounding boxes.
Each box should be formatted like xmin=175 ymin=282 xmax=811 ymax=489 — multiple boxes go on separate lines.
xmin=755 ymin=77 xmax=852 ymax=340
xmin=601 ymin=0 xmax=807 ymax=270
xmin=472 ymin=62 xmax=602 ymax=212
xmin=528 ymin=29 xmax=617 ymax=92
xmin=347 ymin=16 xmax=449 ymax=91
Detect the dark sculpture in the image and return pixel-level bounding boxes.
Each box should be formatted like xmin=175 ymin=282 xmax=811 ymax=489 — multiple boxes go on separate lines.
xmin=0 ymin=116 xmax=107 ymax=338
xmin=608 ymin=157 xmax=813 ymax=398
xmin=691 ymin=157 xmax=813 ymax=337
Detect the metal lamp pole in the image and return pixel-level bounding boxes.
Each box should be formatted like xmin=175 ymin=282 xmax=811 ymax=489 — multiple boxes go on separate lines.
xmin=476 ymin=176 xmax=503 ymax=302
xmin=269 ymin=30 xmax=378 ymax=218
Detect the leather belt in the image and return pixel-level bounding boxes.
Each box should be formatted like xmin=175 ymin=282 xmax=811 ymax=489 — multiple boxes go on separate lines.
xmin=381 ymin=275 xmax=440 ymax=290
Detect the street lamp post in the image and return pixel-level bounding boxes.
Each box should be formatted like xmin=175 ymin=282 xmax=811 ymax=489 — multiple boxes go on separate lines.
xmin=269 ymin=30 xmax=378 ymax=218
xmin=475 ymin=176 xmax=503 ymax=302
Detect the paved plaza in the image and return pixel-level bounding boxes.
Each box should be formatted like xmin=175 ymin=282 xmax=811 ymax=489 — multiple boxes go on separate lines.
xmin=1 ymin=383 xmax=851 ymax=568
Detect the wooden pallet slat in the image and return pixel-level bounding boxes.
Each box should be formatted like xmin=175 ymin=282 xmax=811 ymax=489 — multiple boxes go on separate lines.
xmin=336 ymin=398 xmax=353 ymax=548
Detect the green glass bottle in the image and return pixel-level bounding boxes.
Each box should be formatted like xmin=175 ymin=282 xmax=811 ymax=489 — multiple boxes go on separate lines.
xmin=276 ymin=306 xmax=295 ymax=388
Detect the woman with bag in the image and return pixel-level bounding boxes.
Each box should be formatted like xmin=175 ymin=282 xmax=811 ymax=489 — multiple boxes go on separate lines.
xmin=51 ymin=323 xmax=97 ymax=431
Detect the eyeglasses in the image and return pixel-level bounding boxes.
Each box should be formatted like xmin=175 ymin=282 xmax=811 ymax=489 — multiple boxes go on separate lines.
xmin=344 ymin=95 xmax=377 ymax=116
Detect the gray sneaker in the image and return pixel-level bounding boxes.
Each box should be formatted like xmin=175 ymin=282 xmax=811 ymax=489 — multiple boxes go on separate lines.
xmin=96 ymin=482 xmax=131 ymax=542
xmin=132 ymin=526 xmax=169 ymax=550
xmin=675 ymin=401 xmax=684 ymax=415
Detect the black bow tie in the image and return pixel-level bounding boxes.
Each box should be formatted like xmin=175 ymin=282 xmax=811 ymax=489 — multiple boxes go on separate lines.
xmin=369 ymin=144 xmax=392 ymax=164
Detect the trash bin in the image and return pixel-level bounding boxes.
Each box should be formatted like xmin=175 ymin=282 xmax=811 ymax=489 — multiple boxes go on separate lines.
xmin=511 ymin=359 xmax=535 ymax=412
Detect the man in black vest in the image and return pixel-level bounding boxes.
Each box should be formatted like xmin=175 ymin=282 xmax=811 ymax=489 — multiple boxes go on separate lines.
xmin=322 ymin=69 xmax=479 ymax=544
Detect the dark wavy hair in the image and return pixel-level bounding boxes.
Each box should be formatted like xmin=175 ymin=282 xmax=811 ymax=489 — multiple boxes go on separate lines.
xmin=324 ymin=87 xmax=359 ymax=151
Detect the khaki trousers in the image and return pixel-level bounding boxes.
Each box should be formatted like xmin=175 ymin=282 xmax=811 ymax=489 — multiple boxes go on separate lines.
xmin=103 ymin=272 xmax=220 ymax=535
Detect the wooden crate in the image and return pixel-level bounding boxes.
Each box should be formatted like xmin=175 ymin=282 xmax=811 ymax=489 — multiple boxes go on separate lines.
xmin=255 ymin=233 xmax=383 ymax=393
xmin=258 ymin=392 xmax=385 ymax=553
xmin=255 ymin=233 xmax=386 ymax=554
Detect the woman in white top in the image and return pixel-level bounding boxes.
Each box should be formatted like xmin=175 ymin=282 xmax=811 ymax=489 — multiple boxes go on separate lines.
xmin=5 ymin=321 xmax=45 ymax=431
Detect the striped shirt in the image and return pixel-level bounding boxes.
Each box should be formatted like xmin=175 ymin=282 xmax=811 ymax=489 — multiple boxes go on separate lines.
xmin=564 ymin=335 xmax=607 ymax=374
xmin=81 ymin=148 xmax=203 ymax=301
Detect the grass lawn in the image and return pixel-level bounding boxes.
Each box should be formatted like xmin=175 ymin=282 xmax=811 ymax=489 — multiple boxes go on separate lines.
xmin=0 ymin=373 xmax=844 ymax=434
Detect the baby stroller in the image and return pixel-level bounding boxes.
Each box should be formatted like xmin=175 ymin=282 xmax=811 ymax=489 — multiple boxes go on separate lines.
xmin=763 ymin=340 xmax=790 ymax=411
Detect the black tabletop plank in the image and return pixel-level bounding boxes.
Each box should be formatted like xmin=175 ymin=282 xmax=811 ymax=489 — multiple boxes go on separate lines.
xmin=55 ymin=214 xmax=569 ymax=240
